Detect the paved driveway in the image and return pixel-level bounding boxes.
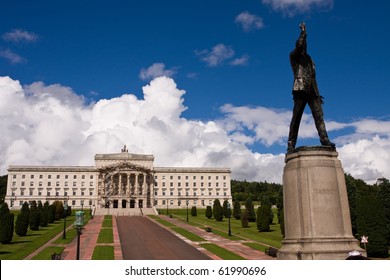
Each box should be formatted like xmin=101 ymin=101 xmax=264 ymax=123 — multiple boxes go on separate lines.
xmin=116 ymin=216 xmax=210 ymax=260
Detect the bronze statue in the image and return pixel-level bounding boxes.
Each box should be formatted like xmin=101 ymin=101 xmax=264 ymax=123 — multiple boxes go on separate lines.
xmin=287 ymin=22 xmax=335 ymax=152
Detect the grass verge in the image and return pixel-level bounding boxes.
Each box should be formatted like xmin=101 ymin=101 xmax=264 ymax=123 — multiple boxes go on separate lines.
xmin=200 ymin=243 xmax=245 ymax=260
xmin=97 ymin=228 xmax=113 ymax=243
xmin=31 ymin=246 xmax=65 ymax=260
xmin=92 ymin=245 xmax=114 ymax=260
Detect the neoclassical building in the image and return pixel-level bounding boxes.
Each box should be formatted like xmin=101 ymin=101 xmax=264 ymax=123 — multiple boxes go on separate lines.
xmin=5 ymin=147 xmax=232 ymax=214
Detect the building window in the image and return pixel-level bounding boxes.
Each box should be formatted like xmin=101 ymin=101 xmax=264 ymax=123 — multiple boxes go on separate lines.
xmin=185 ymin=182 xmax=189 ymax=187
xmin=39 ymin=182 xmax=42 ymax=187
xmin=82 ymin=175 xmax=85 ymax=179
xmin=64 ymin=191 xmax=68 ymax=196
xmin=21 ymin=181 xmax=25 ymax=187
xmin=29 ymin=189 xmax=33 ymax=196
xmin=170 ymin=191 xmax=173 ymax=196
xmin=162 ymin=191 xmax=166 ymax=196
xmin=90 ymin=182 xmax=93 ymax=187
xmin=73 ymin=175 xmax=77 ymax=179
xmin=201 ymin=176 xmax=204 ymax=180
xmin=178 ymin=176 xmax=181 ymax=180
xmin=57 ymin=175 xmax=60 ymax=179
xmin=170 ymin=182 xmax=173 ymax=187
xmin=73 ymin=190 xmax=76 ymax=195
xmin=31 ymin=174 xmax=34 ymax=179
xmin=223 ymin=176 xmax=226 ymax=180
xmin=216 ymin=176 xmax=219 ymax=180
xmin=47 ymin=182 xmax=51 ymax=187
xmin=178 ymin=182 xmax=181 ymax=187
xmin=81 ymin=190 xmax=84 ymax=196
xmin=56 ymin=191 xmax=59 ymax=196
xmin=162 ymin=200 xmax=166 ymax=205
xmin=13 ymin=174 xmax=16 ymax=179
xmin=81 ymin=182 xmax=85 ymax=187
xmin=56 ymin=182 xmax=60 ymax=187
xmin=72 ymin=200 xmax=76 ymax=206
xmin=38 ymin=190 xmax=42 ymax=196
xmin=48 ymin=175 xmax=51 ymax=179
xmin=89 ymin=200 xmax=92 ymax=206
xmin=90 ymin=175 xmax=93 ymax=179
xmin=73 ymin=182 xmax=76 ymax=187
xmin=65 ymin=175 xmax=68 ymax=179
xmin=193 ymin=176 xmax=196 ymax=179
xmin=162 ymin=182 xmax=165 ymax=187
xmin=185 ymin=176 xmax=189 ymax=180
xmin=22 ymin=175 xmax=25 ymax=179
xmin=193 ymin=182 xmax=196 ymax=187
xmin=47 ymin=191 xmax=51 ymax=196
xmin=39 ymin=174 xmax=43 ymax=179
xmin=30 ymin=182 xmax=34 ymax=187
xmin=65 ymin=182 xmax=68 ymax=187
xmin=170 ymin=176 xmax=173 ymax=180
xmin=155 ymin=191 xmax=158 ymax=196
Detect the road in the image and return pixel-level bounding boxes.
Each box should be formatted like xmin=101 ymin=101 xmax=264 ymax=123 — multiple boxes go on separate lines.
xmin=116 ymin=216 xmax=210 ymax=260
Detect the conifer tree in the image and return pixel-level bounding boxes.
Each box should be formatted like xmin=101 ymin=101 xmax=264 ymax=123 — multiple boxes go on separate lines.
xmin=222 ymin=200 xmax=229 ymax=218
xmin=15 ymin=202 xmax=30 ymax=236
xmin=191 ymin=206 xmax=197 ymax=216
xmin=233 ymin=200 xmax=241 ymax=220
xmin=213 ymin=199 xmax=223 ymax=221
xmin=29 ymin=201 xmax=39 ymax=230
xmin=257 ymin=204 xmax=271 ymax=232
xmin=48 ymin=204 xmax=55 ymax=223
xmin=0 ymin=203 xmax=14 ymax=244
xmin=241 ymin=208 xmax=249 ymax=228
xmin=205 ymin=206 xmax=212 ymax=219
xmin=245 ymin=198 xmax=256 ymax=222
xmin=39 ymin=201 xmax=48 ymax=227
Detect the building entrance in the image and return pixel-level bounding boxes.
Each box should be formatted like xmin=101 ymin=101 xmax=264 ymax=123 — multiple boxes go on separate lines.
xmin=122 ymin=199 xmax=127 ymax=208
xmin=130 ymin=199 xmax=135 ymax=208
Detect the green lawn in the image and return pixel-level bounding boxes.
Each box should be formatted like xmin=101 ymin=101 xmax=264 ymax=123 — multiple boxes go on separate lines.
xmin=97 ymin=228 xmax=113 ymax=243
xmin=200 ymin=243 xmax=245 ymax=260
xmin=0 ymin=215 xmax=76 ymax=260
xmin=162 ymin=208 xmax=283 ymax=248
xmin=170 ymin=227 xmax=206 ymax=242
xmin=31 ymin=246 xmax=65 ymax=260
xmin=92 ymin=245 xmax=114 ymax=260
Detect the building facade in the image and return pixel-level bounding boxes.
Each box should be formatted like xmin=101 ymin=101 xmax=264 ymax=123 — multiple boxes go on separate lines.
xmin=5 ymin=147 xmax=232 ymax=213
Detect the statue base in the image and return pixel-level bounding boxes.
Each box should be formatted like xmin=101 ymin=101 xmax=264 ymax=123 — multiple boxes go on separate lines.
xmin=277 ymin=146 xmax=364 ymax=260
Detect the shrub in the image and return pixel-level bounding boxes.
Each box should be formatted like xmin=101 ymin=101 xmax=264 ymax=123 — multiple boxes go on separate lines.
xmin=29 ymin=201 xmax=40 ymax=230
xmin=257 ymin=204 xmax=271 ymax=232
xmin=15 ymin=202 xmax=30 ymax=236
xmin=241 ymin=209 xmax=249 ymax=228
xmin=245 ymin=198 xmax=256 ymax=222
xmin=191 ymin=206 xmax=197 ymax=217
xmin=233 ymin=200 xmax=241 ymax=220
xmin=40 ymin=201 xmax=49 ymax=227
xmin=205 ymin=206 xmax=212 ymax=219
xmin=213 ymin=199 xmax=223 ymax=222
xmin=0 ymin=203 xmax=14 ymax=244
xmin=48 ymin=204 xmax=55 ymax=223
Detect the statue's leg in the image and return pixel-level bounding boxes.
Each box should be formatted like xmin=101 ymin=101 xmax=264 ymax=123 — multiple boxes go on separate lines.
xmin=308 ymin=97 xmax=335 ymax=147
xmin=288 ymin=95 xmax=306 ymax=151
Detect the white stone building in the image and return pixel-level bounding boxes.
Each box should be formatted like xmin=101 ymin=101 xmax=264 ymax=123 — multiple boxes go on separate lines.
xmin=5 ymin=147 xmax=232 ymax=214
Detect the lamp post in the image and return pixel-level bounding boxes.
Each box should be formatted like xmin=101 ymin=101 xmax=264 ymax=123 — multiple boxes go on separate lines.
xmin=74 ymin=211 xmax=84 ymax=260
xmin=63 ymin=201 xmax=68 ymax=239
xmin=227 ymin=202 xmax=232 ymax=236
xmin=81 ymin=200 xmax=84 ymax=211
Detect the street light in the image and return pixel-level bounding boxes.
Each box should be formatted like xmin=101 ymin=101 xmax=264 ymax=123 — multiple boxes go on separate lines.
xmin=74 ymin=211 xmax=84 ymax=260
xmin=81 ymin=200 xmax=84 ymax=211
xmin=186 ymin=199 xmax=189 ymax=222
xmin=63 ymin=201 xmax=68 ymax=239
xmin=227 ymin=202 xmax=232 ymax=236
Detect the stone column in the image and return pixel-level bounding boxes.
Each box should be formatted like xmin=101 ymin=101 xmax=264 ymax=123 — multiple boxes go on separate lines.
xmin=278 ymin=147 xmax=364 ymax=260
xmin=119 ymin=173 xmax=122 ymax=195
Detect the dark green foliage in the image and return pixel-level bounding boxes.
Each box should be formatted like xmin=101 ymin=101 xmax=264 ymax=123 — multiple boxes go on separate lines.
xmin=245 ymin=198 xmax=256 ymax=222
xmin=48 ymin=204 xmax=55 ymax=223
xmin=37 ymin=201 xmax=43 ymax=227
xmin=212 ymin=199 xmax=223 ymax=222
xmin=257 ymin=204 xmax=271 ymax=232
xmin=241 ymin=209 xmax=249 ymax=228
xmin=345 ymin=174 xmax=361 ymax=235
xmin=39 ymin=201 xmax=48 ymax=227
xmin=205 ymin=206 xmax=212 ymax=219
xmin=0 ymin=213 xmax=14 ymax=244
xmin=0 ymin=175 xmax=7 ymax=203
xmin=356 ymin=184 xmax=389 ymax=258
xmin=0 ymin=203 xmax=14 ymax=244
xmin=376 ymin=178 xmax=390 ymax=246
xmin=66 ymin=206 xmax=72 ymax=217
xmin=191 ymin=206 xmax=197 ymax=217
xmin=29 ymin=201 xmax=40 ymax=230
xmin=222 ymin=200 xmax=229 ymax=218
xmin=279 ymin=210 xmax=285 ymax=237
xmin=231 ymin=179 xmax=282 ymax=205
xmin=53 ymin=201 xmax=64 ymax=221
xmin=233 ymin=200 xmax=241 ymax=220
xmin=15 ymin=202 xmax=30 ymax=236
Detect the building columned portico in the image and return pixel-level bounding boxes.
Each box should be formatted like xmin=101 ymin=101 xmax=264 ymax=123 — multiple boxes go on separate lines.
xmin=5 ymin=147 xmax=232 ymax=215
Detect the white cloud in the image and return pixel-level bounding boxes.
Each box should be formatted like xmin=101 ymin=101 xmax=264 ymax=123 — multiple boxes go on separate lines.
xmin=1 ymin=75 xmax=389 ymax=184
xmin=0 ymin=49 xmax=25 ymax=64
xmin=230 ymin=55 xmax=250 ymax=66
xmin=262 ymin=0 xmax=334 ymax=16
xmin=195 ymin=44 xmax=235 ymax=67
xmin=2 ymin=29 xmax=38 ymax=43
xmin=235 ymin=11 xmax=264 ymax=32
xmin=139 ymin=63 xmax=177 ymax=81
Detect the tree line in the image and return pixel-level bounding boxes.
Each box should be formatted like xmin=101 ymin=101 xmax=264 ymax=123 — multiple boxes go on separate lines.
xmin=0 ymin=200 xmax=71 ymax=244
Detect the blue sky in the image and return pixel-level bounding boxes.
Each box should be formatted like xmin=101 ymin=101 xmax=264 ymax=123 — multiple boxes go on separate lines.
xmin=0 ymin=0 xmax=389 ymax=183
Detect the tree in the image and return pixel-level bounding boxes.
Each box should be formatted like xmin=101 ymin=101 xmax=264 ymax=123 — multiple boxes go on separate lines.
xmin=0 ymin=203 xmax=14 ymax=244
xmin=213 ymin=199 xmax=223 ymax=222
xmin=29 ymin=201 xmax=39 ymax=230
xmin=15 ymin=202 xmax=30 ymax=236
xmin=377 ymin=178 xmax=390 ymax=246
xmin=245 ymin=198 xmax=256 ymax=222
xmin=257 ymin=204 xmax=271 ymax=232
xmin=205 ymin=206 xmax=212 ymax=219
xmin=233 ymin=200 xmax=241 ymax=220
xmin=356 ymin=185 xmax=389 ymax=258
xmin=39 ymin=201 xmax=48 ymax=227
xmin=48 ymin=204 xmax=55 ymax=223
xmin=191 ymin=206 xmax=197 ymax=217
xmin=54 ymin=201 xmax=64 ymax=221
xmin=241 ymin=209 xmax=249 ymax=228
xmin=222 ymin=200 xmax=229 ymax=218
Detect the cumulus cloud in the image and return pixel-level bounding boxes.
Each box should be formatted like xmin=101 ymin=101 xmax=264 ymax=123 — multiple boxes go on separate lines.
xmin=235 ymin=11 xmax=264 ymax=32
xmin=0 ymin=49 xmax=25 ymax=64
xmin=1 ymin=75 xmax=389 ymax=184
xmin=230 ymin=55 xmax=250 ymax=66
xmin=2 ymin=29 xmax=39 ymax=43
xmin=262 ymin=0 xmax=334 ymax=16
xmin=139 ymin=63 xmax=177 ymax=81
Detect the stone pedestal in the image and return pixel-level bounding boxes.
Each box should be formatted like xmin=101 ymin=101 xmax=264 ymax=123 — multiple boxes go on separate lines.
xmin=277 ymin=147 xmax=364 ymax=260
